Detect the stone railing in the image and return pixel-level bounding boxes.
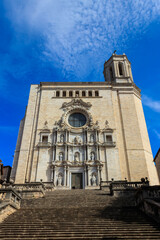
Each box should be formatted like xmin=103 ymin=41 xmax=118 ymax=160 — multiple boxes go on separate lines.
xmin=111 ymin=181 xmax=148 ymax=189
xmin=42 ymin=182 xmax=54 ymax=191
xmin=12 ymin=182 xmax=46 ymax=199
xmin=100 ymin=181 xmax=112 ymax=192
xmin=0 ymin=188 xmax=21 ymax=223
xmin=1 ymin=182 xmax=53 ymax=199
xmin=100 ymin=179 xmax=149 ymax=196
xmin=136 ymin=186 xmax=160 ymax=223
xmin=0 ymin=188 xmax=21 ymax=207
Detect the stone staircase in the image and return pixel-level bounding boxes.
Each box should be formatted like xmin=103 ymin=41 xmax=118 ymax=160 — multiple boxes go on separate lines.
xmin=0 ymin=190 xmax=160 ymax=239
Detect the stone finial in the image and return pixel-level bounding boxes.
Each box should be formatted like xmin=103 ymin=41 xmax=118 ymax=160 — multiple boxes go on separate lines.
xmin=105 ymin=120 xmax=109 ymax=129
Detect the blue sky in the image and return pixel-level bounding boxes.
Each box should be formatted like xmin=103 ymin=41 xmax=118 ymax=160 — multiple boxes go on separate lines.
xmin=0 ymin=0 xmax=160 ymax=166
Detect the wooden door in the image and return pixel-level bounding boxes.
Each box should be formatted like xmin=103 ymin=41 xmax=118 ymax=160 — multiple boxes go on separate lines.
xmin=71 ymin=173 xmax=83 ymax=189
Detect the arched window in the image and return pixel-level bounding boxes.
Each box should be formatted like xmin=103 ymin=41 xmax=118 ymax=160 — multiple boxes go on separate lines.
xmin=69 ymin=91 xmax=73 ymax=97
xmin=109 ymin=67 xmax=113 ymax=80
xmin=56 ymin=91 xmax=60 ymax=97
xmin=95 ymin=91 xmax=99 ymax=97
xmin=82 ymin=91 xmax=86 ymax=97
xmin=76 ymin=91 xmax=79 ymax=97
xmin=118 ymin=62 xmax=123 ymax=76
xmin=63 ymin=91 xmax=66 ymax=97
xmin=89 ymin=91 xmax=92 ymax=97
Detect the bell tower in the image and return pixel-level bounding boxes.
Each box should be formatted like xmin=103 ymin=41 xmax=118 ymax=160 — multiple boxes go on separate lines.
xmin=103 ymin=53 xmax=133 ymax=83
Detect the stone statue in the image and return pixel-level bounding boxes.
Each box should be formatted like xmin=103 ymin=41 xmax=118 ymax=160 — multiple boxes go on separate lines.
xmin=90 ymin=152 xmax=95 ymax=161
xmin=60 ymin=134 xmax=64 ymax=143
xmin=92 ymin=174 xmax=97 ymax=186
xmin=59 ymin=152 xmax=63 ymax=161
xmin=74 ymin=152 xmax=80 ymax=162
xmin=105 ymin=120 xmax=109 ymax=129
xmin=90 ymin=134 xmax=94 ymax=143
xmin=43 ymin=121 xmax=49 ymax=130
xmin=57 ymin=174 xmax=63 ymax=186
xmin=95 ymin=121 xmax=99 ymax=125
xmin=74 ymin=136 xmax=79 ymax=144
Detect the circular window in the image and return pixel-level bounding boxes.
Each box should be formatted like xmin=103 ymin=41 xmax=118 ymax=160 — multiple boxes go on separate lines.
xmin=68 ymin=112 xmax=86 ymax=127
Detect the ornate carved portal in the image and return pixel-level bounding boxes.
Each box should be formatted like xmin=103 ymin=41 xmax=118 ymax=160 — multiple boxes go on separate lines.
xmin=49 ymin=99 xmax=115 ymax=189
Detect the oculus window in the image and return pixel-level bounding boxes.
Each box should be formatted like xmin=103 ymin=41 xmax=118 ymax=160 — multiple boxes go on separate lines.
xmin=68 ymin=113 xmax=86 ymax=127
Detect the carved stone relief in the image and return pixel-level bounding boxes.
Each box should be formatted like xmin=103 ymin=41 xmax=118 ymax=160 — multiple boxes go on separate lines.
xmin=62 ymin=99 xmax=92 ymax=110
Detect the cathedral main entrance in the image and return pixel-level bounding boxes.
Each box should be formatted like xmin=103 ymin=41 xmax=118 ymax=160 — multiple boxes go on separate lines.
xmin=71 ymin=173 xmax=83 ymax=189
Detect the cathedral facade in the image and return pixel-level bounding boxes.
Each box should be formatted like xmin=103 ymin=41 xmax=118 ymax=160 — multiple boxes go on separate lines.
xmin=11 ymin=54 xmax=159 ymax=188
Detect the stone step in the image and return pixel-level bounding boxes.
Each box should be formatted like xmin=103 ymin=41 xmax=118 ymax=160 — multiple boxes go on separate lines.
xmin=1 ymin=233 xmax=160 ymax=237
xmin=1 ymin=237 xmax=160 ymax=240
xmin=1 ymin=190 xmax=160 ymax=239
xmin=1 ymin=229 xmax=159 ymax=233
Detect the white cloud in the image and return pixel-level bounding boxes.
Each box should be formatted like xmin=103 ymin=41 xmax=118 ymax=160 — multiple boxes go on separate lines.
xmin=142 ymin=95 xmax=160 ymax=113
xmin=3 ymin=0 xmax=160 ymax=80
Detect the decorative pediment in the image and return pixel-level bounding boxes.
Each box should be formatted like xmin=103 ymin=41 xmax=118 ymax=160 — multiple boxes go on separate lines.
xmin=102 ymin=120 xmax=113 ymax=132
xmin=62 ymin=99 xmax=92 ymax=110
xmin=40 ymin=121 xmax=51 ymax=133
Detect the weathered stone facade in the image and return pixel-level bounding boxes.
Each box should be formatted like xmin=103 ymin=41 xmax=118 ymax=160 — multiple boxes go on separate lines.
xmin=11 ymin=54 xmax=159 ymax=187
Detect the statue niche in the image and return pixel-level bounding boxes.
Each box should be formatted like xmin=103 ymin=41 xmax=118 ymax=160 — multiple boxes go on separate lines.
xmin=90 ymin=152 xmax=95 ymax=161
xmin=90 ymin=134 xmax=94 ymax=143
xmin=74 ymin=152 xmax=80 ymax=163
xmin=91 ymin=172 xmax=97 ymax=186
xmin=60 ymin=134 xmax=64 ymax=143
xmin=73 ymin=136 xmax=81 ymax=145
xmin=57 ymin=173 xmax=63 ymax=186
xmin=59 ymin=152 xmax=63 ymax=161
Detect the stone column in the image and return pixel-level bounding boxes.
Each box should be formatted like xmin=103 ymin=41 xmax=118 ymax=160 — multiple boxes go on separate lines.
xmin=60 ymin=90 xmax=62 ymax=97
xmin=96 ymin=145 xmax=99 ymax=161
xmin=84 ymin=167 xmax=87 ymax=188
xmin=66 ymin=91 xmax=69 ymax=97
xmin=99 ymin=166 xmax=102 ymax=181
xmin=65 ymin=130 xmax=67 ymax=161
xmin=96 ymin=130 xmax=98 ymax=142
xmin=73 ymin=91 xmax=76 ymax=97
xmin=84 ymin=145 xmax=86 ymax=162
xmin=86 ymin=131 xmax=89 ymax=161
xmin=123 ymin=59 xmax=128 ymax=77
xmin=53 ymin=167 xmax=56 ymax=186
xmin=65 ymin=145 xmax=67 ymax=161
xmin=51 ymin=166 xmax=53 ymax=182
xmin=98 ymin=146 xmax=101 ymax=161
xmin=54 ymin=146 xmax=57 ymax=161
xmin=88 ymin=166 xmax=91 ymax=186
xmin=54 ymin=131 xmax=57 ymax=161
xmin=64 ymin=166 xmax=66 ymax=186
xmin=112 ymin=61 xmax=117 ymax=78
xmin=67 ymin=167 xmax=70 ymax=187
xmin=97 ymin=166 xmax=100 ymax=185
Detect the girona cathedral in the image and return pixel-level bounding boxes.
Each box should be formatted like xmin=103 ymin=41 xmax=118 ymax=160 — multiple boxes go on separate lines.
xmin=11 ymin=54 xmax=159 ymax=188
